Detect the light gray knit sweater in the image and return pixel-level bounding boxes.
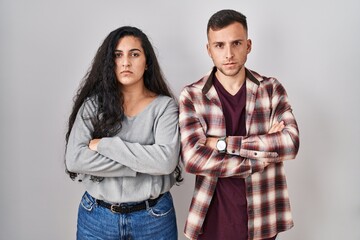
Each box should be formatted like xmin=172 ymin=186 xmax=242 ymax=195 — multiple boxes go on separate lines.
xmin=65 ymin=95 xmax=180 ymax=203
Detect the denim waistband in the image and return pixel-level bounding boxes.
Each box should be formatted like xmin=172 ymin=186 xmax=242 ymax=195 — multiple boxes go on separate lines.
xmin=85 ymin=192 xmax=165 ymax=214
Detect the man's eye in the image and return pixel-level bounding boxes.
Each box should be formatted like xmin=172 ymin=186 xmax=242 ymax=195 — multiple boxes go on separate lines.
xmin=234 ymin=41 xmax=241 ymax=46
xmin=215 ymin=44 xmax=223 ymax=48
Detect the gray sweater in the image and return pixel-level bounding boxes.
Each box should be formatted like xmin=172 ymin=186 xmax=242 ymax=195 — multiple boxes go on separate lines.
xmin=65 ymin=95 xmax=180 ymax=203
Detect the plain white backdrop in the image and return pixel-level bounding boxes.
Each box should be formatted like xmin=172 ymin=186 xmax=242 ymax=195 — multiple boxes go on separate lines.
xmin=1 ymin=0 xmax=359 ymax=239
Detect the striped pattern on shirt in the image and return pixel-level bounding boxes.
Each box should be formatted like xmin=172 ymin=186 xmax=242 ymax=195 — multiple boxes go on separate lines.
xmin=179 ymin=67 xmax=300 ymax=240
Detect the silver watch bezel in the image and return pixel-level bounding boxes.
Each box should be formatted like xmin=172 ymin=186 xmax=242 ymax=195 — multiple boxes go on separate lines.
xmin=216 ymin=137 xmax=227 ymax=152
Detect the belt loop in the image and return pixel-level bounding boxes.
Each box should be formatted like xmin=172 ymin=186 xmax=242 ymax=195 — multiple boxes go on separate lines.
xmin=145 ymin=200 xmax=150 ymax=210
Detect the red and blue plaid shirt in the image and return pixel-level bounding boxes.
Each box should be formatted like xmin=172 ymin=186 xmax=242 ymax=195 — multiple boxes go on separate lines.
xmin=179 ymin=67 xmax=300 ymax=239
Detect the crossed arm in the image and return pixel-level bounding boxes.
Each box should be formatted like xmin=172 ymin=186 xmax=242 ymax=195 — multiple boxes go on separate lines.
xmin=205 ymin=121 xmax=285 ymax=168
xmin=66 ymin=99 xmax=180 ymax=177
xmin=179 ymin=82 xmax=299 ymax=178
xmin=65 ymin=102 xmax=137 ymax=178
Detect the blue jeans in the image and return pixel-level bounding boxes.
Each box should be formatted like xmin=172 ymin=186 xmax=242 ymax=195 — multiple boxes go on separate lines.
xmin=77 ymin=191 xmax=178 ymax=240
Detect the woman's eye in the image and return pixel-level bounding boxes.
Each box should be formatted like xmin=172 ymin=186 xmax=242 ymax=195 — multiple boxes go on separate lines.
xmin=114 ymin=53 xmax=122 ymax=58
xmin=131 ymin=52 xmax=140 ymax=57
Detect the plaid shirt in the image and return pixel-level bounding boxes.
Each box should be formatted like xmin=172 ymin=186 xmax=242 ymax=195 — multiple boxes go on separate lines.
xmin=179 ymin=67 xmax=300 ymax=240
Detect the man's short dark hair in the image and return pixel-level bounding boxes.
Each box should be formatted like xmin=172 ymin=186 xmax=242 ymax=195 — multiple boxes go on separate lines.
xmin=207 ymin=9 xmax=248 ymax=34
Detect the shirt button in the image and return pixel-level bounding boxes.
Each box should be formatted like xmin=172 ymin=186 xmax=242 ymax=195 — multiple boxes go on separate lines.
xmin=232 ymin=150 xmax=235 ymax=153
xmin=254 ymin=152 xmax=257 ymax=156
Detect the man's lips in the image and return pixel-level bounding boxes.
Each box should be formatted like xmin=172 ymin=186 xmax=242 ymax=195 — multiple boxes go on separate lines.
xmin=121 ymin=70 xmax=133 ymax=74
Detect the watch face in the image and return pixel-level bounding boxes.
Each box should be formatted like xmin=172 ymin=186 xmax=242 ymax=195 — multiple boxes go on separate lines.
xmin=216 ymin=140 xmax=226 ymax=151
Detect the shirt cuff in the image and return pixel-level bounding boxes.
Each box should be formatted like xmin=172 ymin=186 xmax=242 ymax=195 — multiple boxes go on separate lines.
xmin=226 ymin=136 xmax=242 ymax=155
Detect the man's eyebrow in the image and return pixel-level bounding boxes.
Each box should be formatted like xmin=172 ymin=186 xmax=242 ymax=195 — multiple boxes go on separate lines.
xmin=232 ymin=39 xmax=244 ymax=42
xmin=211 ymin=39 xmax=244 ymax=44
xmin=211 ymin=41 xmax=224 ymax=45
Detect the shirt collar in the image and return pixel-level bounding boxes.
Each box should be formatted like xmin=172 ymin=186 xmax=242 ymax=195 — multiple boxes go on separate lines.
xmin=202 ymin=67 xmax=260 ymax=95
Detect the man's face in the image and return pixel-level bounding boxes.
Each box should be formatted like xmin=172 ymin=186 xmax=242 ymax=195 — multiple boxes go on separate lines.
xmin=207 ymin=22 xmax=252 ymax=78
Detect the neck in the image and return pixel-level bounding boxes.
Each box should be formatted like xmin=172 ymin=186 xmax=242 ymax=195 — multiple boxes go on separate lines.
xmin=215 ymin=67 xmax=246 ymax=95
xmin=121 ymin=83 xmax=156 ymax=117
xmin=121 ymin=82 xmax=149 ymax=102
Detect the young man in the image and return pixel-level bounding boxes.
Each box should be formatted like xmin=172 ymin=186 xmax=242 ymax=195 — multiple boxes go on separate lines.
xmin=179 ymin=9 xmax=300 ymax=240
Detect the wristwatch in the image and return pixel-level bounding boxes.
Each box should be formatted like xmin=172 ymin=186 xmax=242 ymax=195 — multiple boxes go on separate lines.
xmin=216 ymin=137 xmax=227 ymax=153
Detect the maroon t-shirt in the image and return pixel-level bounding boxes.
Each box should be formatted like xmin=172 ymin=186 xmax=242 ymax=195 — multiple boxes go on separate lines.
xmin=198 ymin=77 xmax=276 ymax=240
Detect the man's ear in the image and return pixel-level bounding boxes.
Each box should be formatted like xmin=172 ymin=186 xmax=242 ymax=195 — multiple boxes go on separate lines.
xmin=206 ymin=43 xmax=212 ymax=58
xmin=247 ymin=39 xmax=252 ymax=54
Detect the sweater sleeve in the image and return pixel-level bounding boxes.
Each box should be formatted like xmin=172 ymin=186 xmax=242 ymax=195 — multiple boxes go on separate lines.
xmin=65 ymin=99 xmax=137 ymax=177
xmin=96 ymin=98 xmax=180 ymax=175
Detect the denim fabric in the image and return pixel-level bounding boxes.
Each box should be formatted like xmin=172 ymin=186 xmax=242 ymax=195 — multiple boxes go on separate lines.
xmin=77 ymin=191 xmax=177 ymax=240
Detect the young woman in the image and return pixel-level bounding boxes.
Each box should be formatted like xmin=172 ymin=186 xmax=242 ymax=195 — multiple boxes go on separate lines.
xmin=65 ymin=26 xmax=181 ymax=239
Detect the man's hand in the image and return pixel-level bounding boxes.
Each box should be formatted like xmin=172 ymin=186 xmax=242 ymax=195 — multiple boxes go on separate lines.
xmin=205 ymin=137 xmax=218 ymax=149
xmin=205 ymin=121 xmax=285 ymax=169
xmin=268 ymin=121 xmax=284 ymax=134
xmin=89 ymin=139 xmax=101 ymax=151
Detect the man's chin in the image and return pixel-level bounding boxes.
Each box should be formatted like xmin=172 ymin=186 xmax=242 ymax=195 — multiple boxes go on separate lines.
xmin=218 ymin=68 xmax=241 ymax=77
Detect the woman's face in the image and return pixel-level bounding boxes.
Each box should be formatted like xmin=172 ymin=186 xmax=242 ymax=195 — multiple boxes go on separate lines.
xmin=114 ymin=36 xmax=147 ymax=88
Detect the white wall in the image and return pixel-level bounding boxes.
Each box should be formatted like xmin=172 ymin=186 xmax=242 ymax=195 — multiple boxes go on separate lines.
xmin=1 ymin=0 xmax=359 ymax=239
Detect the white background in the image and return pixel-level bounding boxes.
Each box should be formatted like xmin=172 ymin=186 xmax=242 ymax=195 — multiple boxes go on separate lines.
xmin=1 ymin=0 xmax=359 ymax=239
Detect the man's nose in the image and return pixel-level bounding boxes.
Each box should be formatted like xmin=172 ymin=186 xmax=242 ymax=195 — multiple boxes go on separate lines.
xmin=225 ymin=46 xmax=234 ymax=59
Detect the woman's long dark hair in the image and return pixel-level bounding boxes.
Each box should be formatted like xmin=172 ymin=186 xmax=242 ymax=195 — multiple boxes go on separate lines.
xmin=65 ymin=26 xmax=182 ymax=183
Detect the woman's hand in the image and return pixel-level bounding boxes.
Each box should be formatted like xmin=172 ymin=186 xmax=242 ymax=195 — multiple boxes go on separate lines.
xmin=89 ymin=139 xmax=101 ymax=151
